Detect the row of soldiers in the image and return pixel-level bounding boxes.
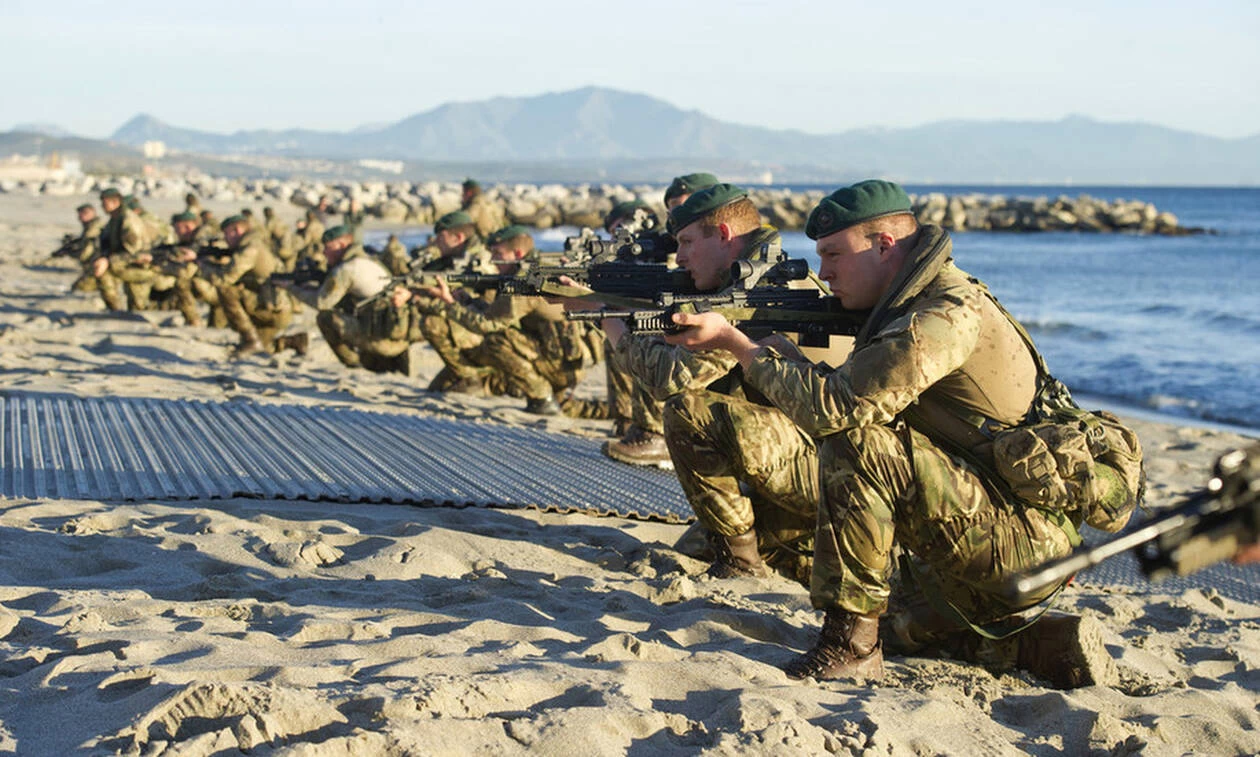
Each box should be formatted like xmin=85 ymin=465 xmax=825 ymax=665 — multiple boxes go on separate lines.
xmin=54 ymin=172 xmax=1142 ymax=690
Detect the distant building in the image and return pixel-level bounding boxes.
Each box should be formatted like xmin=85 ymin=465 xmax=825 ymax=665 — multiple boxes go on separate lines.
xmin=357 ymin=159 xmax=404 ymax=175
xmin=142 ymin=141 xmax=167 ymax=159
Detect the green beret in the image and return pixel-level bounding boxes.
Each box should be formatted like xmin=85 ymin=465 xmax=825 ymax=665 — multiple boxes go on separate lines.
xmin=76 ymin=203 xmax=95 ymax=213
xmin=123 ymin=194 xmax=140 ymax=209
xmin=220 ymin=214 xmax=247 ymax=230
xmin=321 ymin=224 xmax=353 ymax=243
xmin=99 ymin=188 xmax=121 ymax=200
xmin=664 ymin=172 xmax=719 ymax=204
xmin=604 ymin=200 xmax=654 ymax=231
xmin=805 ymin=180 xmax=913 ymax=240
xmin=487 ymin=224 xmax=531 ymax=247
xmin=462 ymin=178 xmax=480 ymax=191
xmin=263 ymin=206 xmax=274 ymax=217
xmin=241 ymin=208 xmax=254 ymax=217
xmin=171 ymin=211 xmax=198 ymax=224
xmin=434 ymin=211 xmax=473 ymax=233
xmin=667 ymin=183 xmax=748 ymax=234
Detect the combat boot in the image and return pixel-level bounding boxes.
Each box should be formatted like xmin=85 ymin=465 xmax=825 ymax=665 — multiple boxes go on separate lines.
xmin=784 ymin=610 xmax=884 ymax=682
xmin=525 ymin=394 xmax=562 ymax=416
xmin=1014 ymin=613 xmax=1115 ymax=689
xmin=231 ymin=326 xmax=265 ymax=358
xmin=276 ymin=332 xmax=309 ymax=356
xmin=603 ymin=426 xmax=673 ymax=469
xmin=707 ymin=529 xmax=769 ymax=578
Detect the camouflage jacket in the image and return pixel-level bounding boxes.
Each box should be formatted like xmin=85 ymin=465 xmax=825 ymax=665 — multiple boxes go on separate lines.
xmin=378 ymin=238 xmax=411 ymax=275
xmin=210 ymin=231 xmax=280 ymax=290
xmin=614 ymin=225 xmax=793 ymax=401
xmin=101 ymin=208 xmax=149 ymax=261
xmin=463 ymin=193 xmax=507 ymax=240
xmin=744 ymin=224 xmax=1040 ymax=454
xmin=312 ymin=245 xmax=392 ymax=311
xmin=76 ymin=216 xmax=106 ymax=263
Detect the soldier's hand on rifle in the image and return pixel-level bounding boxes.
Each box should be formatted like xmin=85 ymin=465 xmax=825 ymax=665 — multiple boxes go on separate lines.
xmin=135 ymin=252 xmax=153 ymax=266
xmin=666 ymin=310 xmax=762 ymax=366
xmin=420 ymin=275 xmax=456 ymax=305
xmin=390 ymin=286 xmax=412 ymax=308
xmin=92 ymin=257 xmax=109 ymax=277
xmin=176 ymin=247 xmax=197 ymax=263
xmin=549 ymin=275 xmax=605 ymax=311
xmin=1234 ymin=542 xmax=1260 ymax=564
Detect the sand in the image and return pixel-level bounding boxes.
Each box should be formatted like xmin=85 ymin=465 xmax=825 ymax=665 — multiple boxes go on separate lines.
xmin=1 ymin=193 xmax=1258 ymax=756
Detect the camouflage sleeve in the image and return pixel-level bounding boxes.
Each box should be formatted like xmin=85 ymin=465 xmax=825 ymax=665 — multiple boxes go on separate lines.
xmin=315 ymin=265 xmax=354 ymax=311
xmin=744 ymin=293 xmax=983 ymax=436
xmin=210 ymin=245 xmax=257 ymax=288
xmin=442 ymin=294 xmax=532 ymax=335
xmin=117 ymin=214 xmax=148 ymax=257
xmin=615 ymin=332 xmax=740 ymax=400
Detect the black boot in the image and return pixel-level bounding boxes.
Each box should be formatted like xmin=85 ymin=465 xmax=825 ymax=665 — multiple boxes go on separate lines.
xmin=784 ymin=610 xmax=884 ymax=682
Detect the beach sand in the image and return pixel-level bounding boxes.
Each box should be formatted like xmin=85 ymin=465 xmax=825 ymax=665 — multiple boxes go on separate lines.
xmin=1 ymin=193 xmax=1258 ymax=755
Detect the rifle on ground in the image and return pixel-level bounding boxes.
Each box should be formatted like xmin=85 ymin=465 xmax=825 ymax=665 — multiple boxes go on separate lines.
xmin=1007 ymin=444 xmax=1260 ymax=601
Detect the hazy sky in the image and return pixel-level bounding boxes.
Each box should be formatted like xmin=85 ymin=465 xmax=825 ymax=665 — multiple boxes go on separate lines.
xmin=4 ymin=0 xmax=1258 ymax=139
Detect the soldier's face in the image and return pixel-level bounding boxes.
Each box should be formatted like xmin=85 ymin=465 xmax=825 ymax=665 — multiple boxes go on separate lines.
xmin=224 ymin=224 xmax=245 ymax=246
xmin=78 ymin=208 xmax=95 ymax=224
xmin=174 ymin=221 xmax=197 ymax=241
xmin=816 ymin=227 xmax=896 ymax=310
xmin=674 ymin=221 xmax=739 ymax=291
xmin=435 ymin=230 xmax=464 ymax=254
xmin=101 ymin=197 xmax=121 ymax=214
xmin=666 ymin=194 xmax=688 ymax=211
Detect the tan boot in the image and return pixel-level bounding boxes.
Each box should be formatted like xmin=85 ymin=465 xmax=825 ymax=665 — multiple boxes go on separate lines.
xmin=276 ymin=332 xmax=309 ymax=356
xmin=231 ymin=326 xmax=265 ymax=358
xmin=784 ymin=610 xmax=885 ymax=682
xmin=602 ymin=425 xmax=673 ymax=469
xmin=707 ymin=529 xmax=770 ymax=578
xmin=1015 ymin=613 xmax=1115 ymax=689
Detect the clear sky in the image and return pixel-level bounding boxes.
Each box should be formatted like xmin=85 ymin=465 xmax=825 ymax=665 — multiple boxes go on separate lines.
xmin=4 ymin=0 xmax=1258 ymax=140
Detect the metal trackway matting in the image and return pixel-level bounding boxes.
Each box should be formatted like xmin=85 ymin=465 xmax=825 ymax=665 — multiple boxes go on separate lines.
xmin=2 ymin=391 xmax=1254 ymax=602
xmin=0 ymin=391 xmax=692 ymax=522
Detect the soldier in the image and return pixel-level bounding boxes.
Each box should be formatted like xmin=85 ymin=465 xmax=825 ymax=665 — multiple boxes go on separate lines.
xmin=66 ymin=203 xmax=106 ymax=293
xmin=378 ymin=233 xmax=411 ymax=276
xmin=663 ymin=180 xmax=1141 ymax=688
xmin=184 ymin=192 xmax=202 ymax=216
xmin=592 ymin=184 xmax=820 ymax=586
xmin=279 ymin=225 xmax=404 ymax=372
xmin=210 ymin=214 xmax=303 ymax=357
xmin=420 ymin=225 xmax=602 ymax=415
xmin=262 ymin=207 xmax=297 ymax=272
xmin=126 ymin=195 xmax=174 ymax=247
xmin=461 ymin=179 xmax=507 ymax=240
xmin=294 ymin=209 xmax=326 ymax=268
xmin=343 ymin=198 xmax=366 ymax=239
xmin=387 ymin=211 xmax=497 ymax=392
xmin=90 ymin=188 xmax=147 ymax=311
xmin=603 ymin=174 xmax=720 ymax=467
xmin=664 ymin=172 xmax=720 ymax=211
xmin=199 ymin=209 xmax=219 ymax=233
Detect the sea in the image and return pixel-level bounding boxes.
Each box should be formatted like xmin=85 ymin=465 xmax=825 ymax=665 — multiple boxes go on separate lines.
xmin=367 ymin=185 xmax=1260 ymax=435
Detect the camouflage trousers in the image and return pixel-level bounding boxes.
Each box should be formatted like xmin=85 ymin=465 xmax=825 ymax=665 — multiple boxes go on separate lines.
xmin=418 ymin=314 xmax=486 ymax=381
xmin=218 ymin=283 xmax=294 ymax=348
xmin=663 ymin=390 xmax=819 ymax=584
xmin=812 ymin=423 xmax=1075 ymax=626
xmin=606 ymin=345 xmax=665 ymax=434
xmin=316 ymin=309 xmax=409 ymax=370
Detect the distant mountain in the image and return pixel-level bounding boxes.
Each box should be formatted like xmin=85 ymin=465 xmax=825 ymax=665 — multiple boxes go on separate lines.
xmin=10 ymin=122 xmax=73 ymax=138
xmin=103 ymin=88 xmax=1260 ymax=184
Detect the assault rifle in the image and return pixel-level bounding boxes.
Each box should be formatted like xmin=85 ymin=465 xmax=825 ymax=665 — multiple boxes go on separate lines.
xmin=563 ymin=255 xmax=868 ymax=347
xmin=271 ymin=258 xmax=329 ymax=288
xmin=51 ymin=233 xmax=86 ymax=259
xmin=149 ymin=243 xmax=231 ymax=264
xmin=1008 ymin=444 xmax=1260 ymax=601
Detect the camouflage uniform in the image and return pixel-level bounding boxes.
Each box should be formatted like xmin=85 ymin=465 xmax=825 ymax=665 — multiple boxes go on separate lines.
xmin=295 ymin=213 xmax=326 ymax=268
xmin=438 ymin=284 xmax=601 ymax=403
xmin=615 ymin=226 xmax=818 ymax=580
xmin=210 ymin=226 xmax=294 ymax=351
xmin=742 ymin=224 xmax=1082 ymax=639
xmin=264 ymin=212 xmax=297 ymax=272
xmin=463 ymin=191 xmax=507 ymax=241
xmin=409 ymin=238 xmax=499 ymax=384
xmin=95 ymin=205 xmax=149 ymax=311
xmin=302 ymin=245 xmax=400 ymax=369
xmin=378 ymin=235 xmax=411 ymax=276
xmin=70 ymin=215 xmax=106 ymax=292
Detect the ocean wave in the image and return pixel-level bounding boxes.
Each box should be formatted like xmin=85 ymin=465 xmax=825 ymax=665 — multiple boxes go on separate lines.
xmin=1021 ymin=320 xmax=1110 ymax=342
xmin=1139 ymin=304 xmax=1185 ymax=317
xmin=1206 ymin=312 xmax=1260 ymax=335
